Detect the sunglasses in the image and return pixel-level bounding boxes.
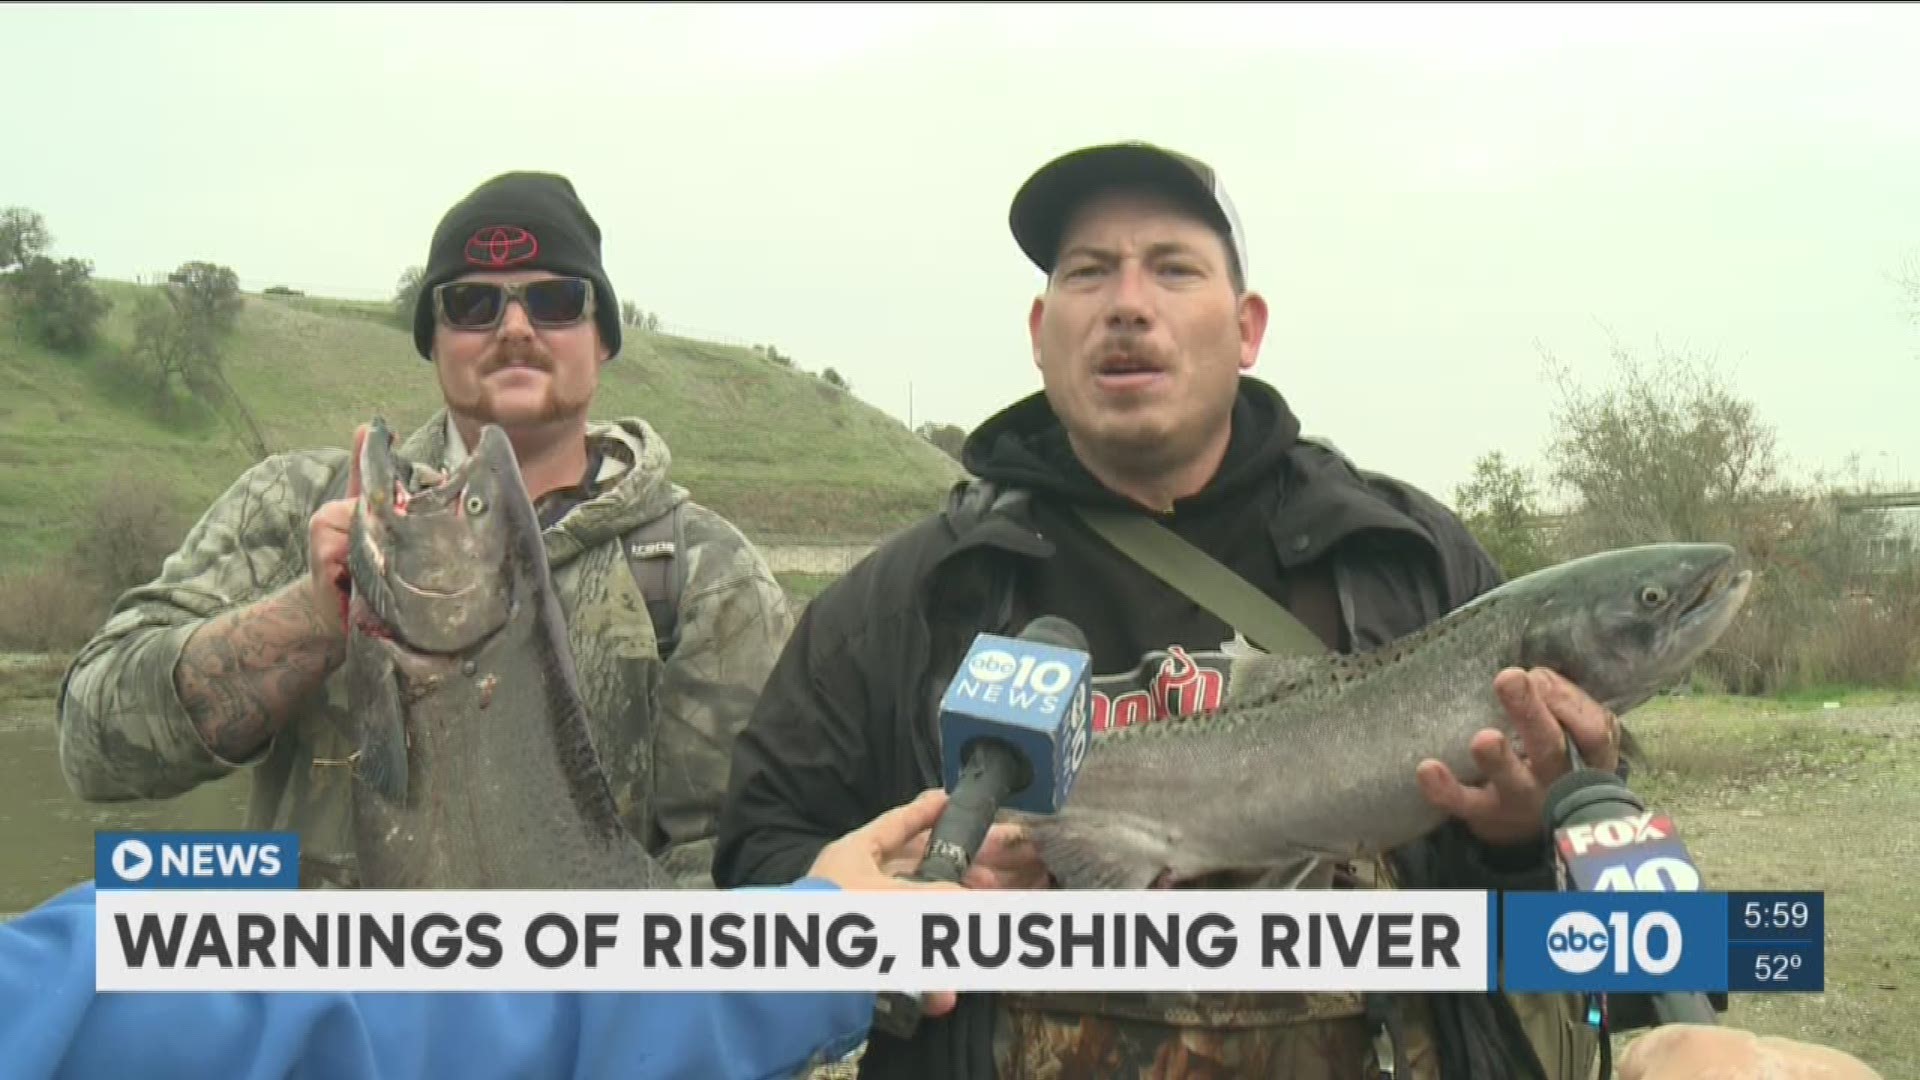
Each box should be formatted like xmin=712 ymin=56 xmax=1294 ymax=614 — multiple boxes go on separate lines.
xmin=433 ymin=276 xmax=595 ymax=331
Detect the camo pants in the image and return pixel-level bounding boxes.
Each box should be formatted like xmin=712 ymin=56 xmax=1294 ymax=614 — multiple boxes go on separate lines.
xmin=990 ymin=991 xmax=1608 ymax=1079
xmin=802 ymin=992 xmax=1597 ymax=1080
xmin=988 ymin=991 xmax=1439 ymax=1080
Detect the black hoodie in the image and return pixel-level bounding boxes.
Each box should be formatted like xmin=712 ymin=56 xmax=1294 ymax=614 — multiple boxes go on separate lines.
xmin=716 ymin=377 xmax=1570 ymax=1080
xmin=959 ymin=378 xmax=1348 ymax=729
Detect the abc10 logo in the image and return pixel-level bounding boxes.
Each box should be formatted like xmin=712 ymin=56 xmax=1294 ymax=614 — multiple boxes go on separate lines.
xmin=1545 ymin=909 xmax=1685 ymax=977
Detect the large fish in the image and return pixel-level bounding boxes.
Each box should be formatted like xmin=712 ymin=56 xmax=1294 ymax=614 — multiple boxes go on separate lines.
xmin=1028 ymin=542 xmax=1753 ymax=891
xmin=343 ymin=417 xmax=676 ymax=890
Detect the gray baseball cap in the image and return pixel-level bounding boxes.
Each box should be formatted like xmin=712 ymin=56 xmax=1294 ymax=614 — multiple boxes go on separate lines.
xmin=1008 ymin=141 xmax=1249 ymax=285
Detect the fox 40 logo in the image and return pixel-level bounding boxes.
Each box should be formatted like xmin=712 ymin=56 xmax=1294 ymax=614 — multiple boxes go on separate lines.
xmin=1555 ymin=811 xmax=1703 ymax=893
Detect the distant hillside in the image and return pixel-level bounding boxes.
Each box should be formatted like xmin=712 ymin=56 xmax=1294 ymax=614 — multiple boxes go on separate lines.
xmin=0 ymin=280 xmax=963 ymax=571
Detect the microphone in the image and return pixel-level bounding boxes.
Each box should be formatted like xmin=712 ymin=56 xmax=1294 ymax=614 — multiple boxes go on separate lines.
xmin=915 ymin=615 xmax=1094 ymax=884
xmin=1543 ymin=767 xmax=1725 ymax=1028
xmin=870 ymin=615 xmax=1095 ymax=1038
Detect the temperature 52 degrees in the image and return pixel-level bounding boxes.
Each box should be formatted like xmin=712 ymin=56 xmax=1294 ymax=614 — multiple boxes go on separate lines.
xmin=1730 ymin=941 xmax=1824 ymax=993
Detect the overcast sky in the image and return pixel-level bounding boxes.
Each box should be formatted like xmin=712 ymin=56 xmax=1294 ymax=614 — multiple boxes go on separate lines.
xmin=6 ymin=2 xmax=1917 ymax=504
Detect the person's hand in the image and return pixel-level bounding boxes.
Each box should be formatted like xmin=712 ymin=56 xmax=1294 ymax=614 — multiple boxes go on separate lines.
xmin=960 ymin=820 xmax=1055 ymax=890
xmin=1415 ymin=667 xmax=1620 ymax=848
xmin=308 ymin=423 xmax=368 ymax=636
xmin=1618 ymin=1024 xmax=1882 ymax=1079
xmin=807 ymin=789 xmax=966 ymax=894
xmin=806 ymin=789 xmax=965 ymax=1019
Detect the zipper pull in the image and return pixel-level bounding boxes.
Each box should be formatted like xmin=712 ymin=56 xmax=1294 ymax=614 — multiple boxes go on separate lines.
xmin=1372 ymin=1020 xmax=1397 ymax=1079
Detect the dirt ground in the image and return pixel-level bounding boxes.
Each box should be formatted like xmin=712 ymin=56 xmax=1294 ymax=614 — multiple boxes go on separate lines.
xmin=1609 ymin=689 xmax=1919 ymax=1078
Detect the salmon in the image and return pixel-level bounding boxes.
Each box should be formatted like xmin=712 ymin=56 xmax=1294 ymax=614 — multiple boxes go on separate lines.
xmin=1028 ymin=542 xmax=1752 ymax=891
xmin=343 ymin=417 xmax=676 ymax=890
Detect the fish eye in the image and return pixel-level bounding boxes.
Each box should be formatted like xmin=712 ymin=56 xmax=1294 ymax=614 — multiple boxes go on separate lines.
xmin=1639 ymin=585 xmax=1668 ymax=606
xmin=464 ymin=492 xmax=486 ymax=515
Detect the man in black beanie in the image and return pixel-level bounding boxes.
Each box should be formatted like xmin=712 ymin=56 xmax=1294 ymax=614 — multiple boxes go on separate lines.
xmin=408 ymin=170 xmax=627 ymax=502
xmin=58 ymin=170 xmax=797 ymax=901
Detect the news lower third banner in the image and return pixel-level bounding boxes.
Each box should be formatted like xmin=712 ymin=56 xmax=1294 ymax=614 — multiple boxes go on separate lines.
xmin=90 ymin=832 xmax=1821 ymax=996
xmin=1502 ymin=890 xmax=1825 ymax=995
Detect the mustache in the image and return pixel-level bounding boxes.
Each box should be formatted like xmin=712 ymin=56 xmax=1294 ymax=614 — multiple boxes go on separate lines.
xmin=480 ymin=340 xmax=553 ymax=376
xmin=1089 ymin=335 xmax=1169 ymax=370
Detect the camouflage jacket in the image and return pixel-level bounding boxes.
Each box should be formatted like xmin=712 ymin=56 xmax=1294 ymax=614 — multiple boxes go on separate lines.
xmin=55 ymin=410 xmax=791 ymax=889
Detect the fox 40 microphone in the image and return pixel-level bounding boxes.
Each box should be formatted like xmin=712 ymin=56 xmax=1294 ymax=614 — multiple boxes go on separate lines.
xmin=1543 ymin=766 xmax=1726 ymax=1029
xmin=870 ymin=615 xmax=1095 ymax=1038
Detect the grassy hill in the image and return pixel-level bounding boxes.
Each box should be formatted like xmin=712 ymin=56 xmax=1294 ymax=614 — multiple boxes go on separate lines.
xmin=0 ymin=280 xmax=964 ymax=571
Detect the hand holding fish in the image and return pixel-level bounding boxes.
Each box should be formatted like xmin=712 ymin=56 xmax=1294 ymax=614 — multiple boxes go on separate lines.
xmin=1018 ymin=545 xmax=1749 ymax=893
xmin=1415 ymin=667 xmax=1621 ymax=848
xmin=959 ymin=822 xmax=1054 ymax=890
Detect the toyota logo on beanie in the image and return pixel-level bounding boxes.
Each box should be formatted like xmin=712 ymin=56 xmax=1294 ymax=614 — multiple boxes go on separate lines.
xmin=412 ymin=170 xmax=622 ymax=360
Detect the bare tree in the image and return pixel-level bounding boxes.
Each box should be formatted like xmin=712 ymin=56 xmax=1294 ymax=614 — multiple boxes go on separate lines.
xmin=1533 ymin=336 xmax=1920 ymax=694
xmin=129 ymin=261 xmax=271 ymax=458
xmin=1899 ymin=251 xmax=1920 ymax=331
xmin=1541 ymin=340 xmax=1784 ymax=555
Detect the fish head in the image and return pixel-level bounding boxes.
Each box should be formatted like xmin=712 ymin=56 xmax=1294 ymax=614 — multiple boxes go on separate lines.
xmin=1510 ymin=542 xmax=1753 ymax=713
xmin=349 ymin=418 xmax=528 ymax=656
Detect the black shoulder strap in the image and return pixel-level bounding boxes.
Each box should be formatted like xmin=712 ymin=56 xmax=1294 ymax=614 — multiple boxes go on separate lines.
xmin=623 ymin=503 xmax=687 ymax=660
xmin=1070 ymin=503 xmax=1328 ymax=658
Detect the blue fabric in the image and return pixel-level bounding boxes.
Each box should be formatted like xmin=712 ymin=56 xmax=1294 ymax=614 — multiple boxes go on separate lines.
xmin=0 ymin=881 xmax=873 ymax=1080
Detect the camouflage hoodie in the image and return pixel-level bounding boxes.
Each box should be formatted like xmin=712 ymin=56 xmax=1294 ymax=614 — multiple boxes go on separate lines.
xmin=56 ymin=410 xmax=791 ymax=888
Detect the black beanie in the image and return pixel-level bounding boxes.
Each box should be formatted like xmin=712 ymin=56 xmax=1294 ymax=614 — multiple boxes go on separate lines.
xmin=411 ymin=171 xmax=622 ymax=360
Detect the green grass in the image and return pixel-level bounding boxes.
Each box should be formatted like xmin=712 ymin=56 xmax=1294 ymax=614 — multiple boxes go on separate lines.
xmin=1764 ymin=684 xmax=1912 ymax=709
xmin=774 ymin=572 xmax=842 ymax=603
xmin=0 ymin=281 xmax=962 ymax=569
xmin=0 ymin=653 xmax=66 ymax=717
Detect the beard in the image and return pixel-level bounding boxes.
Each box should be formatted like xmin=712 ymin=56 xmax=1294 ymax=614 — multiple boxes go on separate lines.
xmin=443 ymin=339 xmax=588 ymax=428
xmin=1052 ymin=336 xmax=1240 ymax=484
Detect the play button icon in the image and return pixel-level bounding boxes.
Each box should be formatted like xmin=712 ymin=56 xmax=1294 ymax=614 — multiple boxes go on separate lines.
xmin=112 ymin=839 xmax=154 ymax=883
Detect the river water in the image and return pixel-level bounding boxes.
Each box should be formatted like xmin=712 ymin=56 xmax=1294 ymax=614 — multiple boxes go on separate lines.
xmin=1 ymin=691 xmax=250 ymax=914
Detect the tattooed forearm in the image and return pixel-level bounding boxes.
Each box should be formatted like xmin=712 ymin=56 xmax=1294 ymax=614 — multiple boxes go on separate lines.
xmin=175 ymin=579 xmax=345 ymax=762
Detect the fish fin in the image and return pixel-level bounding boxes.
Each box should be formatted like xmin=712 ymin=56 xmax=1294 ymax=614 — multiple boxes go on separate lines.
xmin=1268 ymin=854 xmax=1326 ymax=890
xmin=1617 ymin=721 xmax=1646 ymax=768
xmin=1029 ymin=809 xmax=1185 ymax=891
xmin=347 ymin=644 xmax=410 ymax=805
xmin=1173 ymin=849 xmax=1340 ymax=890
xmin=1221 ymin=651 xmax=1328 ymax=705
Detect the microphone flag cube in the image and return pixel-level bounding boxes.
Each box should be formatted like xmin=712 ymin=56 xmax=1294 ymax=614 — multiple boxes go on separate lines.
xmin=937 ymin=631 xmax=1093 ymax=814
xmin=1554 ymin=811 xmax=1704 ymax=894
